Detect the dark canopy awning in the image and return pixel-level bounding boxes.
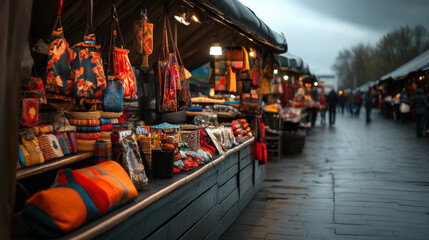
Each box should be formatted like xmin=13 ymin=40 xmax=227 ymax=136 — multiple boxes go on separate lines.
xmin=380 ymin=49 xmax=429 ymax=81
xmin=277 ymin=52 xmax=311 ymax=74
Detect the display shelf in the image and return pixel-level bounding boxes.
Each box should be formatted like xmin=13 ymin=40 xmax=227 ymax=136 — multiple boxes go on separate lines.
xmin=186 ymin=111 xmax=237 ymax=118
xmin=16 ymin=152 xmax=94 ymax=180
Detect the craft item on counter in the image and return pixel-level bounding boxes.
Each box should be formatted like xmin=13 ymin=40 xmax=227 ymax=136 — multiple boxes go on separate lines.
xmin=120 ymin=134 xmax=148 ymax=190
xmin=38 ymin=134 xmax=64 ymax=161
xmin=76 ymin=126 xmax=101 ymax=133
xmin=162 ymin=143 xmax=175 ymax=151
xmin=152 ymin=149 xmax=174 ymax=178
xmin=56 ymin=133 xmax=72 ymax=156
xmin=21 ymin=98 xmax=39 ymax=127
xmin=95 ymin=139 xmax=112 ymax=163
xmin=180 ymin=130 xmax=200 ymax=152
xmin=100 ymin=118 xmax=111 ymax=125
xmin=71 ymin=34 xmax=106 ymax=105
xmin=100 ymin=111 xmax=123 ymax=119
xmin=21 ymin=161 xmax=137 ymax=238
xmin=76 ymin=139 xmax=96 ymax=152
xmin=18 ymin=145 xmax=30 ymax=168
xmin=186 ymin=106 xmax=203 ymax=112
xmin=204 ymin=128 xmax=224 ymax=154
xmin=76 ymin=132 xmax=101 ymax=140
xmin=20 ymin=132 xmax=45 ymax=166
xmin=67 ymin=132 xmax=78 ymax=153
xmin=33 ymin=125 xmax=54 ymax=136
xmin=110 ymin=118 xmax=119 ymax=124
xmin=135 ymin=126 xmax=147 ymax=135
xmin=68 ymin=118 xmax=100 ymax=126
xmin=150 ymin=122 xmax=181 ymax=134
xmin=100 ymin=131 xmax=113 ymax=139
xmin=103 ymin=76 xmax=123 ymax=112
xmin=100 ymin=124 xmax=112 ymax=131
xmin=24 ymin=77 xmax=47 ymax=104
xmin=65 ymin=111 xmax=101 ymax=120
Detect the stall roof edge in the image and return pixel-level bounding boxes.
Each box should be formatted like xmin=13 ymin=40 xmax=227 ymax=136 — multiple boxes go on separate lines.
xmin=183 ymin=0 xmax=288 ymax=53
xmin=380 ymin=49 xmax=429 ymax=81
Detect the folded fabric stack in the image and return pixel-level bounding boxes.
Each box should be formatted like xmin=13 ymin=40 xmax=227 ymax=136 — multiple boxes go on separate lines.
xmin=95 ymin=139 xmax=113 ymax=163
xmin=67 ymin=111 xmax=102 ymax=152
xmin=99 ymin=118 xmax=113 ymax=140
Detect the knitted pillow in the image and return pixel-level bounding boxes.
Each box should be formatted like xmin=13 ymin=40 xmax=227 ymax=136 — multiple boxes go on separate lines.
xmin=68 ymin=132 xmax=78 ymax=153
xmin=38 ymin=134 xmax=64 ymax=161
xmin=20 ymin=132 xmax=45 ymax=166
xmin=56 ymin=133 xmax=71 ymax=156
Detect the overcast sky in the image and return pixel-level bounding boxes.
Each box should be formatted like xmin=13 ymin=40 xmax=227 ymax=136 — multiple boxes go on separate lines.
xmin=239 ymin=0 xmax=429 ymax=75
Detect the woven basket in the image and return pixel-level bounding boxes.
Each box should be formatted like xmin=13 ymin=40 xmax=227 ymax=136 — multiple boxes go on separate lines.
xmin=77 ymin=139 xmax=97 ymax=152
xmin=100 ymin=111 xmax=123 ymax=119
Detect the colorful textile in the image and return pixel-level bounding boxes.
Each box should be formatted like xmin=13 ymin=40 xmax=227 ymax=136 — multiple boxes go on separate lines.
xmin=20 ymin=132 xmax=45 ymax=166
xmin=103 ymin=76 xmax=123 ymax=112
xmin=56 ymin=133 xmax=71 ymax=156
xmin=68 ymin=118 xmax=100 ymax=126
xmin=77 ymin=139 xmax=96 ymax=152
xmin=45 ymin=27 xmax=73 ymax=98
xmin=100 ymin=131 xmax=112 ymax=139
xmin=33 ymin=125 xmax=54 ymax=136
xmin=76 ymin=126 xmax=101 ymax=133
xmin=18 ymin=145 xmax=30 ymax=168
xmin=38 ymin=134 xmax=64 ymax=161
xmin=21 ymin=98 xmax=39 ymax=127
xmin=71 ymin=34 xmax=107 ymax=105
xmin=22 ymin=161 xmax=137 ymax=238
xmin=113 ymin=47 xmax=136 ymax=98
xmin=68 ymin=132 xmax=78 ymax=153
xmin=95 ymin=139 xmax=112 ymax=163
xmin=24 ymin=77 xmax=47 ymax=104
xmin=75 ymin=132 xmax=101 ymax=140
xmin=180 ymin=130 xmax=200 ymax=152
xmin=110 ymin=133 xmax=121 ymax=162
xmin=100 ymin=124 xmax=112 ymax=131
xmin=100 ymin=118 xmax=111 ymax=125
xmin=133 ymin=18 xmax=153 ymax=68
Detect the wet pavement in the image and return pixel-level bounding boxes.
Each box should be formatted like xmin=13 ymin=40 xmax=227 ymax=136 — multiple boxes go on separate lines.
xmin=221 ymin=110 xmax=429 ymax=240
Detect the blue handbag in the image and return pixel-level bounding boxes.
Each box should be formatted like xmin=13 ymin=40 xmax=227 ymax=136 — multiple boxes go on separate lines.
xmin=103 ymin=76 xmax=123 ymax=112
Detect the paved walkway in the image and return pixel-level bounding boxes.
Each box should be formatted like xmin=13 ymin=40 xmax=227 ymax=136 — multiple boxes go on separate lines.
xmin=221 ymin=111 xmax=429 ymax=240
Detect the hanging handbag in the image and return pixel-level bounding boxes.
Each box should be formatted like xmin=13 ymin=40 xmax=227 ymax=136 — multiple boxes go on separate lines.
xmin=156 ymin=14 xmax=178 ymax=112
xmin=45 ymin=0 xmax=74 ymax=100
xmin=253 ymin=115 xmax=267 ymax=164
xmin=24 ymin=77 xmax=47 ymax=104
xmin=134 ymin=10 xmax=153 ymax=68
xmin=176 ymin=47 xmax=192 ymax=110
xmin=251 ymin=59 xmax=260 ymax=87
xmin=21 ymin=93 xmax=40 ymax=127
xmin=71 ymin=0 xmax=106 ymax=105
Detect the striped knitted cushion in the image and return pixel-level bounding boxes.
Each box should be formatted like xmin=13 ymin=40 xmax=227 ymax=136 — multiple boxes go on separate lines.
xmin=100 ymin=124 xmax=112 ymax=131
xmin=68 ymin=132 xmax=78 ymax=153
xmin=18 ymin=145 xmax=30 ymax=168
xmin=68 ymin=119 xmax=100 ymax=126
xmin=76 ymin=126 xmax=101 ymax=133
xmin=38 ymin=134 xmax=64 ymax=161
xmin=20 ymin=133 xmax=45 ymax=165
xmin=75 ymin=132 xmax=101 ymax=140
xmin=99 ymin=118 xmax=111 ymax=125
xmin=94 ymin=139 xmax=112 ymax=163
xmin=56 ymin=133 xmax=71 ymax=156
xmin=22 ymin=161 xmax=137 ymax=238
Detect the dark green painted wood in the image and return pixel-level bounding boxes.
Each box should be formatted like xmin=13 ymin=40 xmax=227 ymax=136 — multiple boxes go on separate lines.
xmin=239 ymin=162 xmax=254 ymax=185
xmin=239 ymin=145 xmax=252 ymax=160
xmin=216 ymin=152 xmax=238 ymax=174
xmin=218 ymin=175 xmax=238 ymax=202
xmin=239 ymin=175 xmax=255 ymax=211
xmin=179 ymin=205 xmax=219 ymax=240
xmin=218 ymin=188 xmax=240 ymax=218
xmin=217 ymin=163 xmax=239 ymax=186
xmin=148 ymin=185 xmax=218 ymax=240
xmin=204 ymin=202 xmax=241 ymax=240
xmin=96 ymin=170 xmax=217 ymax=240
xmin=239 ymin=155 xmax=253 ymax=170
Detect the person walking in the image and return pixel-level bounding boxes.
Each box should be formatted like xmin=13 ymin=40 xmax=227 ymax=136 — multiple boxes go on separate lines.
xmin=348 ymin=90 xmax=354 ymax=115
xmin=354 ymin=90 xmax=363 ymax=116
xmin=319 ymin=90 xmax=327 ymax=125
xmin=364 ymin=88 xmax=373 ymax=123
xmin=411 ymin=88 xmax=429 ymax=137
xmin=339 ymin=91 xmax=346 ymax=114
xmin=327 ymin=89 xmax=339 ymax=125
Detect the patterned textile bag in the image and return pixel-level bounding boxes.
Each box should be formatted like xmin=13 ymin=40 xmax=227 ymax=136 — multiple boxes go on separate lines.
xmin=176 ymin=47 xmax=192 ymax=110
xmin=45 ymin=0 xmax=74 ymax=99
xmin=103 ymin=76 xmax=123 ymax=113
xmin=134 ymin=10 xmax=153 ymax=68
xmin=21 ymin=96 xmax=39 ymax=127
xmin=24 ymin=77 xmax=47 ymax=104
xmin=71 ymin=0 xmax=106 ymax=105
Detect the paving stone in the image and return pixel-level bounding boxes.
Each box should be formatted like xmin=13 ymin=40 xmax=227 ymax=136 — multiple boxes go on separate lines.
xmin=220 ymin=112 xmax=429 ymax=240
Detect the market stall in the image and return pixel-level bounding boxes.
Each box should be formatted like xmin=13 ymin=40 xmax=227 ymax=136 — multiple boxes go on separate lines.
xmin=4 ymin=0 xmax=288 ymax=239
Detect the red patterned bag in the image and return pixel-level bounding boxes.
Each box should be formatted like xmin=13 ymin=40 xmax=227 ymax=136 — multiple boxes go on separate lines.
xmin=21 ymin=96 xmax=39 ymax=127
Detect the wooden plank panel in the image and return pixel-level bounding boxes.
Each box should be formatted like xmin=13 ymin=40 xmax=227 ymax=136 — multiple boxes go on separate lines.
xmin=218 ymin=176 xmax=238 ymax=202
xmin=179 ymin=205 xmax=219 ymax=240
xmin=216 ymin=152 xmax=238 ymax=174
xmin=239 ymin=163 xmax=253 ymax=185
xmin=218 ymin=188 xmax=239 ymax=218
xmin=239 ymin=154 xmax=253 ymax=170
xmin=96 ymin=170 xmax=217 ymax=240
xmin=204 ymin=203 xmax=241 ymax=240
xmin=217 ymin=163 xmax=238 ymax=186
xmin=148 ymin=185 xmax=218 ymax=240
xmin=239 ymin=175 xmax=255 ymax=211
xmin=239 ymin=145 xmax=252 ymax=160
xmin=239 ymin=174 xmax=254 ymax=200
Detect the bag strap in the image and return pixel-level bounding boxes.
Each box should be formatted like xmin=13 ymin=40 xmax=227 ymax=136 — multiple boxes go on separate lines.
xmin=112 ymin=4 xmax=125 ymax=48
xmin=84 ymin=0 xmax=95 ymax=35
xmin=107 ymin=4 xmax=125 ymax=75
xmin=51 ymin=0 xmax=63 ymax=37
